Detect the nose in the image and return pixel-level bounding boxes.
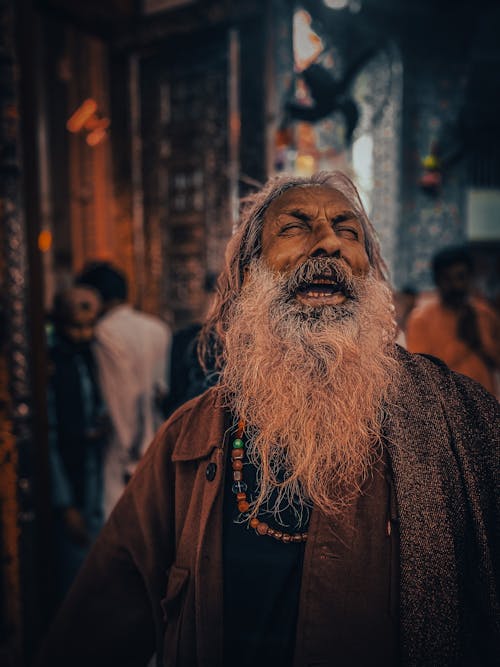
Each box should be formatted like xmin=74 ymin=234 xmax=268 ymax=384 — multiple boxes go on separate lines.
xmin=309 ymin=224 xmax=342 ymax=258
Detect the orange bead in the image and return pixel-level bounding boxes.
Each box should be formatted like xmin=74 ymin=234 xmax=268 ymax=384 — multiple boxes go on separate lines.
xmin=249 ymin=518 xmax=259 ymax=529
xmin=256 ymin=522 xmax=269 ymax=536
xmin=238 ymin=501 xmax=250 ymax=512
xmin=232 ymin=459 xmax=243 ymax=471
xmin=236 ymin=492 xmax=247 ymax=501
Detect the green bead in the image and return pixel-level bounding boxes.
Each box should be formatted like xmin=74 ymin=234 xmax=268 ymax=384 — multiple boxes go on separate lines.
xmin=232 ymin=438 xmax=244 ymax=449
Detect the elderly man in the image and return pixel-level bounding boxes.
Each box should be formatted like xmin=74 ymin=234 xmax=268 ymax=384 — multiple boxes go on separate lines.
xmin=37 ymin=172 xmax=499 ymax=667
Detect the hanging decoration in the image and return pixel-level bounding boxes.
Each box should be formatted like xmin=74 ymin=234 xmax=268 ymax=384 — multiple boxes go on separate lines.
xmin=66 ymin=98 xmax=110 ymax=147
xmin=419 ymin=140 xmax=443 ymax=195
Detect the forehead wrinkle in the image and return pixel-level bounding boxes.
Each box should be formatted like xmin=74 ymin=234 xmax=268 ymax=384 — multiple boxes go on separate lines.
xmin=266 ymin=186 xmax=354 ymax=215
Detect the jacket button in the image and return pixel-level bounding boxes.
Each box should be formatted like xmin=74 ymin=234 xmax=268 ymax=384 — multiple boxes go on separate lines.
xmin=206 ymin=462 xmax=217 ymax=481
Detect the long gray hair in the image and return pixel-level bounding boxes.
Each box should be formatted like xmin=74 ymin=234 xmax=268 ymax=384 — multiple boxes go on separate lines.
xmin=199 ymin=171 xmax=388 ymax=376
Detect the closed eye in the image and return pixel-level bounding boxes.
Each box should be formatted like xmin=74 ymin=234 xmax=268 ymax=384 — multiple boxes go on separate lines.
xmin=335 ymin=226 xmax=359 ymax=240
xmin=278 ymin=211 xmax=312 ymax=235
xmin=332 ymin=212 xmax=361 ymax=240
xmin=278 ymin=224 xmax=309 ymax=236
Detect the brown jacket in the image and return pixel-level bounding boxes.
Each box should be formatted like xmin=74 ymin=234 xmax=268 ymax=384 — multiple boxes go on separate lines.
xmin=37 ymin=348 xmax=500 ymax=667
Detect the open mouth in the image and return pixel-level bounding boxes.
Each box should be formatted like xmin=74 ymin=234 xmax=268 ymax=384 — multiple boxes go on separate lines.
xmin=296 ymin=278 xmax=344 ymax=299
xmin=294 ymin=275 xmax=348 ymax=305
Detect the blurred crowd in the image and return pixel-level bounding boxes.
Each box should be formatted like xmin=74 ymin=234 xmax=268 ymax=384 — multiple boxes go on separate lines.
xmin=47 ymin=262 xmax=171 ymax=604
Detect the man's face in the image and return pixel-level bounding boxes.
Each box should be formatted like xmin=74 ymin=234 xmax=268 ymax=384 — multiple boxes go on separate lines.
xmin=437 ymin=262 xmax=470 ymax=307
xmin=261 ymin=186 xmax=370 ymax=308
xmin=62 ymin=287 xmax=101 ymax=343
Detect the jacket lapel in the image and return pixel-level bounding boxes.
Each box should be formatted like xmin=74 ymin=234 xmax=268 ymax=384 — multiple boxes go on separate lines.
xmin=172 ymin=388 xmax=228 ymax=667
xmin=385 ymin=353 xmax=465 ymax=665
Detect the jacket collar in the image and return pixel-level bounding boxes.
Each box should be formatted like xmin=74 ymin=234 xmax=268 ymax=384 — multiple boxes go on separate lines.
xmin=171 ymin=386 xmax=228 ymax=462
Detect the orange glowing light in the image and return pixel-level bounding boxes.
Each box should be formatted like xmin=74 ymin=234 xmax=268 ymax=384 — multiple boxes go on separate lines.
xmin=86 ymin=127 xmax=108 ymax=147
xmin=38 ymin=229 xmax=52 ymax=253
xmin=66 ymin=99 xmax=98 ymax=133
xmin=84 ymin=116 xmax=110 ymax=132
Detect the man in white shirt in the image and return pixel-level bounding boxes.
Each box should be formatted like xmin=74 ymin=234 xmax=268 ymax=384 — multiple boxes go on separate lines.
xmin=77 ymin=262 xmax=171 ymax=516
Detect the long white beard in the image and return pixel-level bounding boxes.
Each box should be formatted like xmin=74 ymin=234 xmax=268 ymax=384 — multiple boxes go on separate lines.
xmin=221 ymin=259 xmax=398 ymax=520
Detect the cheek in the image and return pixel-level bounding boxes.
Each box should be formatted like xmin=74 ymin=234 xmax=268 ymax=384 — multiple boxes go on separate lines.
xmin=266 ymin=251 xmax=291 ymax=271
xmin=350 ymin=248 xmax=371 ymax=275
xmin=262 ymin=241 xmax=307 ymax=272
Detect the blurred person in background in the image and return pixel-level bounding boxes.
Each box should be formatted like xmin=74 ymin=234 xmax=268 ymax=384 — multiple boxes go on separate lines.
xmin=47 ymin=286 xmax=110 ymax=602
xmin=164 ymin=272 xmax=218 ymax=416
xmin=76 ymin=262 xmax=171 ymax=516
xmin=406 ymin=245 xmax=500 ymax=395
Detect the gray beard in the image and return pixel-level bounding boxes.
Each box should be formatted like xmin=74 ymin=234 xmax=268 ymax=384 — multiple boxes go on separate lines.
xmin=220 ymin=259 xmax=398 ymax=519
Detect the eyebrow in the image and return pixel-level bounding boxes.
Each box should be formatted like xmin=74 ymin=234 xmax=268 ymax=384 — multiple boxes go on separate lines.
xmin=283 ymin=208 xmax=311 ymax=221
xmin=331 ymin=209 xmax=359 ymax=223
xmin=279 ymin=207 xmax=358 ymax=219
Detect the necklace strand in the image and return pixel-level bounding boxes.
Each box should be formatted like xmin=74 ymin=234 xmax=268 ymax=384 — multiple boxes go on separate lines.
xmin=230 ymin=420 xmax=308 ymax=543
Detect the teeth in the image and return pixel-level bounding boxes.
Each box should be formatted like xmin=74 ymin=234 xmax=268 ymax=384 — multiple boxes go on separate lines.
xmin=307 ymin=291 xmax=331 ymax=297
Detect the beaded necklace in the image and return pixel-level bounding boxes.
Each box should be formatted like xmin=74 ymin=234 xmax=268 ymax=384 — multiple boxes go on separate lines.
xmin=230 ymin=419 xmax=308 ymax=543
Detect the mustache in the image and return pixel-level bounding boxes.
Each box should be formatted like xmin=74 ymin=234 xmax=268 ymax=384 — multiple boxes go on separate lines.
xmin=283 ymin=258 xmax=356 ymax=297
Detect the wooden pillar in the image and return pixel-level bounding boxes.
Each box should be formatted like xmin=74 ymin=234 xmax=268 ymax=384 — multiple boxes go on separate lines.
xmin=1 ymin=0 xmax=51 ymax=663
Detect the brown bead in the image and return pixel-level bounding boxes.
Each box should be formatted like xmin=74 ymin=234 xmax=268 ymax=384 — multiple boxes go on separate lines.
xmin=292 ymin=534 xmax=303 ymax=543
xmin=236 ymin=492 xmax=247 ymax=501
xmin=282 ymin=534 xmax=291 ymax=543
xmin=233 ymin=471 xmax=242 ymax=481
xmin=231 ymin=449 xmax=244 ymax=460
xmin=238 ymin=501 xmax=250 ymax=512
xmin=302 ymin=533 xmax=309 ymax=541
xmin=249 ymin=518 xmax=259 ymax=529
xmin=232 ymin=459 xmax=243 ymax=471
xmin=256 ymin=522 xmax=269 ymax=536
xmin=267 ymin=528 xmax=276 ymax=537
xmin=273 ymin=531 xmax=283 ymax=540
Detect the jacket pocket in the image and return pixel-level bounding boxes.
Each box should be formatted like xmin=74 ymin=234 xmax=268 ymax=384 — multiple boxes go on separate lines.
xmin=161 ymin=565 xmax=190 ymax=667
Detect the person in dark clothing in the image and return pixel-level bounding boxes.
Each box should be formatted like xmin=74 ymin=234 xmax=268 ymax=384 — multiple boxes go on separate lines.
xmin=47 ymin=286 xmax=110 ymax=602
xmin=164 ymin=273 xmax=217 ymax=416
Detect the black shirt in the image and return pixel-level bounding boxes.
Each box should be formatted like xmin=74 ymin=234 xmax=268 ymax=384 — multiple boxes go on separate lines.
xmin=222 ymin=434 xmax=399 ymax=667
xmin=223 ymin=436 xmax=308 ymax=667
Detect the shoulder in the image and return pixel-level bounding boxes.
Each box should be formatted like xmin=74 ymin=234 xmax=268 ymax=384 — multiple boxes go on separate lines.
xmin=128 ymin=308 xmax=171 ymax=337
xmin=138 ymin=386 xmax=225 ymax=467
xmin=397 ymin=344 xmax=484 ymax=390
xmin=471 ymin=296 xmax=500 ymax=320
xmin=396 ymin=345 xmax=499 ymax=425
xmin=390 ymin=348 xmax=499 ymax=496
xmin=407 ymin=297 xmax=440 ymax=322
